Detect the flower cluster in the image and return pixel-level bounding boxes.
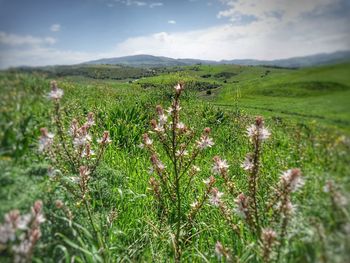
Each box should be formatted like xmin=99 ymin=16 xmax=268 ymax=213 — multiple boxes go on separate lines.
xmin=39 ymin=81 xmax=112 ymax=200
xmin=247 ymin=116 xmax=271 ymax=143
xmin=323 ymin=180 xmax=347 ymax=207
xmin=0 ymin=201 xmax=45 ymax=263
xmin=141 ymin=83 xmax=219 ymax=261
xmin=213 ymin=117 xmax=305 ymax=262
xmin=261 ymin=228 xmax=277 ymax=262
xmin=48 ymin=80 xmax=64 ymax=101
xmin=38 ymin=127 xmax=54 ymax=153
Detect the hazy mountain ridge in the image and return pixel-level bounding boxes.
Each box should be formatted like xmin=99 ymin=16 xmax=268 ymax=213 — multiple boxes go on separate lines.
xmin=84 ymin=51 xmax=350 ymax=68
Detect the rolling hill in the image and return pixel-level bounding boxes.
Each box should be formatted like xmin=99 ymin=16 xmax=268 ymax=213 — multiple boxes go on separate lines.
xmin=84 ymin=50 xmax=350 ymax=68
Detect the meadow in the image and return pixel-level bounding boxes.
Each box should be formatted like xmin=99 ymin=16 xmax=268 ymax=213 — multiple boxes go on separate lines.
xmin=0 ymin=62 xmax=349 ymax=262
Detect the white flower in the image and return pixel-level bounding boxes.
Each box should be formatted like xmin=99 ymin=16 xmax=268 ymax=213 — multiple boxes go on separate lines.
xmin=38 ymin=128 xmax=54 ymax=152
xmin=48 ymin=81 xmax=63 ymax=100
xmin=241 ymin=153 xmax=254 ymax=171
xmin=234 ymin=193 xmax=248 ymax=218
xmin=276 ymin=200 xmax=295 ymax=215
xmin=81 ymin=148 xmax=95 ymax=158
xmin=48 ymin=88 xmax=64 ymax=100
xmin=158 ymin=114 xmax=168 ymax=126
xmin=196 ymin=136 xmax=214 ymax=150
xmin=210 ymin=188 xmax=223 ymax=206
xmin=203 ymin=178 xmax=211 ymax=186
xmin=215 ymin=241 xmax=224 ymax=258
xmin=176 ymin=122 xmax=186 ymax=130
xmin=73 ymin=134 xmax=91 ymax=147
xmin=174 ymin=83 xmax=183 ymax=93
xmin=86 ymin=112 xmax=95 ymax=127
xmin=97 ymin=131 xmax=112 ymax=145
xmin=280 ymin=169 xmax=304 ymax=192
xmin=190 ymin=201 xmax=199 ymax=208
xmin=247 ymin=117 xmax=271 ymax=142
xmin=175 ymin=149 xmax=188 ymax=157
xmin=154 ymin=123 xmax=165 ymax=133
xmin=212 ymin=157 xmax=229 ymax=175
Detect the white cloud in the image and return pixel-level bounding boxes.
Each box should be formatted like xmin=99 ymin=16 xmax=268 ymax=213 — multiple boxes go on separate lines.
xmin=0 ymin=32 xmax=56 ymax=46
xmin=113 ymin=8 xmax=349 ymax=61
xmin=0 ymin=46 xmax=106 ymax=68
xmin=1 ymin=0 xmax=349 ymax=68
xmin=168 ymin=20 xmax=176 ymax=24
xmin=150 ymin=2 xmax=163 ymax=8
xmin=50 ymin=24 xmax=61 ymax=32
xmin=114 ymin=0 xmax=163 ymax=8
xmin=218 ymin=0 xmax=337 ymax=23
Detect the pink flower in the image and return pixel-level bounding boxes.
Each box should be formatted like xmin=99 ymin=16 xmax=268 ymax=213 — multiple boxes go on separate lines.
xmin=38 ymin=128 xmax=54 ymax=152
xmin=86 ymin=112 xmax=95 ymax=127
xmin=280 ymin=168 xmax=304 ymax=192
xmin=241 ymin=153 xmax=254 ymax=171
xmin=48 ymin=80 xmax=63 ymax=100
xmin=212 ymin=156 xmax=229 ymax=175
xmin=247 ymin=116 xmax=270 ymax=142
xmin=235 ymin=193 xmax=249 ymax=218
xmin=196 ymin=136 xmax=214 ymax=150
xmin=97 ymin=131 xmax=112 ymax=145
xmin=210 ymin=188 xmax=223 ymax=206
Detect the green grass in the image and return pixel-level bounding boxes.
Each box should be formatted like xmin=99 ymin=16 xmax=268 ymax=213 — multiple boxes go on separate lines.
xmin=0 ymin=63 xmax=349 ymax=262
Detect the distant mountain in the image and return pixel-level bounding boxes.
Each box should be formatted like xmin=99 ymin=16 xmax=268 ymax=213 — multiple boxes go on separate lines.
xmin=84 ymin=51 xmax=350 ymax=68
xmin=222 ymin=51 xmax=350 ymax=68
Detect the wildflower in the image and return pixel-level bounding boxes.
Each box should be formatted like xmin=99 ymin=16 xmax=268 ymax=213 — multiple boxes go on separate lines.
xmin=215 ymin=241 xmax=224 ymax=258
xmin=324 ymin=180 xmax=347 ymax=207
xmin=203 ymin=176 xmax=215 ymax=187
xmin=166 ymin=106 xmax=174 ymax=114
xmin=150 ymin=155 xmax=166 ymax=172
xmin=192 ymin=165 xmax=201 ymax=172
xmin=210 ymin=188 xmax=224 ymax=206
xmin=69 ymin=119 xmax=79 ymax=138
xmin=142 ymin=133 xmax=153 ymax=146
xmin=174 ymin=83 xmax=184 ymax=94
xmin=215 ymin=241 xmax=231 ymax=261
xmin=151 ymin=119 xmax=165 ymax=133
xmin=38 ymin=128 xmax=54 ymax=152
xmin=79 ymin=166 xmax=90 ymax=178
xmin=247 ymin=116 xmax=270 ymax=142
xmin=156 ymin=105 xmax=168 ymax=126
xmin=241 ymin=153 xmax=254 ymax=171
xmin=81 ymin=143 xmax=95 ymax=158
xmin=276 ymin=200 xmax=295 ymax=216
xmin=189 ymin=165 xmax=200 ymax=176
xmin=212 ymin=156 xmax=229 ymax=175
xmin=262 ymin=228 xmax=277 ymax=242
xmin=191 ymin=201 xmax=199 ymax=208
xmin=148 ymin=166 xmax=154 ymax=175
xmin=0 ymin=201 xmax=45 ymax=262
xmin=280 ymin=168 xmax=304 ymax=192
xmin=196 ymin=135 xmax=214 ymax=150
xmin=73 ymin=124 xmax=91 ymax=147
xmin=98 ymin=131 xmax=112 ymax=145
xmin=235 ymin=193 xmax=249 ymax=218
xmin=176 ymin=122 xmax=186 ymax=130
xmin=261 ymin=228 xmax=277 ymax=262
xmin=86 ymin=112 xmax=95 ymax=127
xmin=48 ymin=80 xmax=64 ymax=100
xmin=196 ymin=127 xmax=214 ymax=150
xmin=175 ymin=149 xmax=188 ymax=157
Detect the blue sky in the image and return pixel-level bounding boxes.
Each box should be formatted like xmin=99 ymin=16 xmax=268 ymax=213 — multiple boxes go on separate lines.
xmin=0 ymin=0 xmax=349 ymax=68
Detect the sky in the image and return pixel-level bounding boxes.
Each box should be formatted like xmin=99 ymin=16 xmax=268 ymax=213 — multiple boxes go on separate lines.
xmin=0 ymin=0 xmax=349 ymax=68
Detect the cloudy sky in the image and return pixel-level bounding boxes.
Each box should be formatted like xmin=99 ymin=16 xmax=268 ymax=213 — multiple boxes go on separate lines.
xmin=0 ymin=0 xmax=349 ymax=68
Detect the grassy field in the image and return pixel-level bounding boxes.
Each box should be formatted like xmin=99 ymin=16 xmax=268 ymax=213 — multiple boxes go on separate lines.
xmin=0 ymin=63 xmax=349 ymax=262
